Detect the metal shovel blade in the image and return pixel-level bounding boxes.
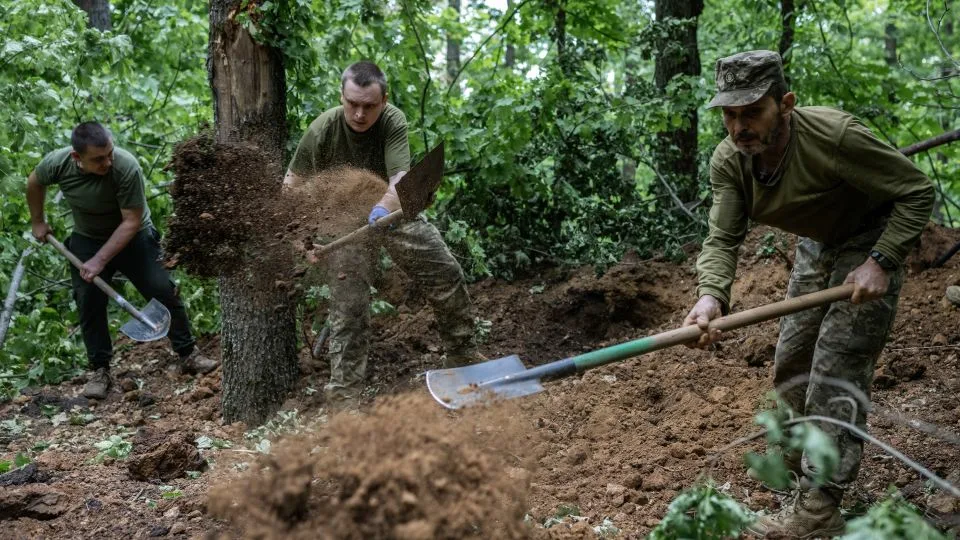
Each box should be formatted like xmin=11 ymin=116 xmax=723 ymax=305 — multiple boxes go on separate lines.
xmin=426 ymin=355 xmax=544 ymax=410
xmin=119 ymin=298 xmax=170 ymax=342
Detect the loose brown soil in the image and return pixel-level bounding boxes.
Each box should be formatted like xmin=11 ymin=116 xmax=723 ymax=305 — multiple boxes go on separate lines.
xmin=1 ymin=224 xmax=959 ymax=538
xmin=165 ymin=136 xmax=387 ymax=282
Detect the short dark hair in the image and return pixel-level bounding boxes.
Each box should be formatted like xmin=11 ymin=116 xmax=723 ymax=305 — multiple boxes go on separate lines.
xmin=341 ymin=61 xmax=387 ymax=97
xmin=71 ymin=122 xmax=112 ymax=154
xmin=764 ymin=80 xmax=789 ymax=104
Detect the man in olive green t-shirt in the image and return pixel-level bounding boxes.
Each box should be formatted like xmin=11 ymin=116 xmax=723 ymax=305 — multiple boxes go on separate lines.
xmin=284 ymin=62 xmax=483 ymax=407
xmin=683 ymin=51 xmax=933 ymax=536
xmin=26 ymin=122 xmax=217 ymax=400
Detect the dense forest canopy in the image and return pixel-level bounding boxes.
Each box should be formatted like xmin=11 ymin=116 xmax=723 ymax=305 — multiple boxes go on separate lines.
xmin=1 ymin=0 xmax=958 ymax=394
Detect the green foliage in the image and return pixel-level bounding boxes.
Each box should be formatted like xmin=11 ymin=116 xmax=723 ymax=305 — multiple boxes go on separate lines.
xmin=745 ymin=394 xmax=840 ymax=489
xmin=647 ymin=482 xmax=755 ymax=540
xmin=0 ymin=452 xmax=32 ymax=474
xmin=0 ymin=0 xmax=217 ymax=398
xmin=92 ymin=434 xmax=133 ymax=462
xmin=840 ymin=492 xmax=948 ymax=540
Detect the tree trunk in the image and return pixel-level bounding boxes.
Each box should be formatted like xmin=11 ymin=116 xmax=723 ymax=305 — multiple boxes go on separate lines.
xmin=446 ymin=0 xmax=461 ymax=83
xmin=884 ymin=22 xmax=897 ymax=67
xmin=779 ymin=0 xmax=798 ymax=82
xmin=505 ymin=0 xmax=516 ymax=68
xmin=71 ymin=0 xmax=111 ymax=31
xmin=653 ymin=0 xmax=703 ymax=202
xmin=208 ymin=0 xmax=297 ymax=426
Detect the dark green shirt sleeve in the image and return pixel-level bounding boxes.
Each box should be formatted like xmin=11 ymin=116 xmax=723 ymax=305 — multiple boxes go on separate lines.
xmin=115 ymin=160 xmax=147 ymax=210
xmin=384 ymin=110 xmax=410 ymax=178
xmin=696 ymin=156 xmax=748 ymax=312
xmin=34 ymin=151 xmax=62 ymax=186
xmin=835 ymin=119 xmax=935 ymax=266
xmin=288 ymin=127 xmax=322 ymax=177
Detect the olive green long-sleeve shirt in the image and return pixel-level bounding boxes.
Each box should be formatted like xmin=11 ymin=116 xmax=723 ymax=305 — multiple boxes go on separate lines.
xmin=697 ymin=106 xmax=935 ymax=309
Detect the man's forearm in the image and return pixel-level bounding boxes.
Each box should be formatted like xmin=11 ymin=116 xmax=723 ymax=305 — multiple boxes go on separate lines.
xmin=93 ymin=220 xmax=140 ymax=265
xmin=376 ymin=184 xmax=402 ymax=213
xmin=26 ymin=178 xmax=46 ymax=225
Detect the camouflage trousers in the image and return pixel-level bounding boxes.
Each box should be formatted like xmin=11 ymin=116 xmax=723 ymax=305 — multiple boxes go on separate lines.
xmin=773 ymin=225 xmax=903 ymax=493
xmin=324 ymin=216 xmax=478 ymax=399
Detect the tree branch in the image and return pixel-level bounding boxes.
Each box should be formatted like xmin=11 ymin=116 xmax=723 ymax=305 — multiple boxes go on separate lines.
xmin=899 ymin=129 xmax=960 ymax=156
xmin=400 ymin=0 xmax=432 ymax=151
xmin=446 ymin=0 xmax=532 ymax=99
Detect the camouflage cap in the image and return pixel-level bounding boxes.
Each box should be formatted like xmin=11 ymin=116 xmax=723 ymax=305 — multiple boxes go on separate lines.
xmin=707 ymin=50 xmax=786 ymax=108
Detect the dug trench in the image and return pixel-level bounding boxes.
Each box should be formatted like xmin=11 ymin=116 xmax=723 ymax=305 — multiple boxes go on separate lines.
xmin=0 ymin=140 xmax=958 ymax=537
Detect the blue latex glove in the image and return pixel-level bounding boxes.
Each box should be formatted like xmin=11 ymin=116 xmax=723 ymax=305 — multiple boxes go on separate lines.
xmin=367 ymin=205 xmax=393 ymax=229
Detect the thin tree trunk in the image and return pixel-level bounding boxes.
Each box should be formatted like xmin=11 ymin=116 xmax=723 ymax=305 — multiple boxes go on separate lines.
xmin=208 ymin=0 xmax=297 ymax=425
xmin=0 ymin=248 xmax=33 ymax=350
xmin=779 ymin=0 xmax=798 ymax=82
xmin=71 ymin=0 xmax=111 ymax=31
xmin=446 ymin=0 xmax=461 ymax=84
xmin=505 ymin=0 xmax=516 ymax=68
xmin=653 ymin=0 xmax=703 ymax=202
xmin=884 ymin=22 xmax=898 ymax=67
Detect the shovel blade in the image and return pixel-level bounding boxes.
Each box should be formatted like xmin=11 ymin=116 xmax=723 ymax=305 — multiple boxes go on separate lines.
xmin=120 ymin=298 xmax=170 ymax=342
xmin=426 ymin=355 xmax=544 ymax=410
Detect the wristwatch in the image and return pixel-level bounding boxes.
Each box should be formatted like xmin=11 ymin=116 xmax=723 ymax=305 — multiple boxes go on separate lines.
xmin=869 ymin=250 xmax=897 ymax=271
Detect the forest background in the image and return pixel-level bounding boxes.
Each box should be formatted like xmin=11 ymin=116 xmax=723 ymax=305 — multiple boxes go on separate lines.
xmin=1 ymin=0 xmax=958 ymax=396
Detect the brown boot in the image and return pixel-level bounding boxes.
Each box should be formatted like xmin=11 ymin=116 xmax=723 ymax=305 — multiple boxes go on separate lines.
xmin=748 ymin=487 xmax=846 ymax=538
xmin=82 ymin=368 xmax=112 ymax=400
xmin=181 ymin=349 xmax=219 ymax=375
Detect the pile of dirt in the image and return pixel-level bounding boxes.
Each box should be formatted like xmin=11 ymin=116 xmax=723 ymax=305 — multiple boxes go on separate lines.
xmin=209 ymin=394 xmax=537 ymax=539
xmin=907 ymin=222 xmax=960 ymax=271
xmin=166 ymin=135 xmax=388 ymax=281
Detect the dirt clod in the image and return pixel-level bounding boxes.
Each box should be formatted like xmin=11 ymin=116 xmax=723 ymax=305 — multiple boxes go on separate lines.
xmin=0 ymin=486 xmax=67 ymax=521
xmin=127 ymin=430 xmax=206 ymax=481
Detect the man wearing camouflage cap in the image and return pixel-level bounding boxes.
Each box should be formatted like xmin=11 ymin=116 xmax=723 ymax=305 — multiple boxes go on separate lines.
xmin=683 ymin=50 xmax=934 ymax=536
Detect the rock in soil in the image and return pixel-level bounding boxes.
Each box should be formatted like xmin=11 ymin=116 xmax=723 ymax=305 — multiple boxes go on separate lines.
xmin=0 ymin=463 xmax=48 ymax=487
xmin=0 ymin=485 xmax=68 ymax=521
xmin=127 ymin=430 xmax=207 ymax=481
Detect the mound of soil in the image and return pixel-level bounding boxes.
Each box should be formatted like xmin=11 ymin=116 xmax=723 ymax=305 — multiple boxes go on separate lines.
xmin=209 ymin=395 xmax=536 ymax=539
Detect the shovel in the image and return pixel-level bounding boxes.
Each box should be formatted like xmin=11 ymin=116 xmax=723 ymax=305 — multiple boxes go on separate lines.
xmin=427 ymin=283 xmax=855 ymax=409
xmin=46 ymin=234 xmax=171 ymax=342
xmin=310 ymin=142 xmax=446 ymax=258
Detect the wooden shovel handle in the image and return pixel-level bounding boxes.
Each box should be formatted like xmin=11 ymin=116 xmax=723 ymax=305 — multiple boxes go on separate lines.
xmin=45 ymin=233 xmax=152 ymax=326
xmin=312 ymin=209 xmax=404 ymax=257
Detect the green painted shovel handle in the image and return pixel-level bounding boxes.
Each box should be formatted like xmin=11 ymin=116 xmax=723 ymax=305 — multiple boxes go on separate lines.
xmin=485 ymin=284 xmax=855 ymax=388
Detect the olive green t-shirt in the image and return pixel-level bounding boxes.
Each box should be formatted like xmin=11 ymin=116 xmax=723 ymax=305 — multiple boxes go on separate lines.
xmin=287 ymin=103 xmax=410 ymax=180
xmin=34 ymin=146 xmax=153 ymax=240
xmin=697 ymin=106 xmax=935 ymax=309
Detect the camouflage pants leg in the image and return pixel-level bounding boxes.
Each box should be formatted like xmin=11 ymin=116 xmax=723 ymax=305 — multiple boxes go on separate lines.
xmin=324 ymin=242 xmax=375 ymax=400
xmin=773 ymin=227 xmax=903 ymax=491
xmin=383 ymin=216 xmax=479 ymax=364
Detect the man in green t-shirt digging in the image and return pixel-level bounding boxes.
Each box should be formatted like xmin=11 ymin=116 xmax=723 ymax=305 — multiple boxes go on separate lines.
xmin=26 ymin=122 xmax=218 ymax=400
xmin=284 ymin=61 xmax=483 ymax=407
xmin=683 ymin=51 xmax=934 ymax=536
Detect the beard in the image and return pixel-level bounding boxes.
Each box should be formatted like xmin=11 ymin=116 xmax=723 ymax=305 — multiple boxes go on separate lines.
xmin=734 ymin=120 xmax=781 ymax=157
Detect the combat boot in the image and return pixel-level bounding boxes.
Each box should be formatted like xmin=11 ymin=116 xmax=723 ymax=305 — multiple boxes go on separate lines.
xmin=82 ymin=368 xmax=112 ymax=400
xmin=181 ymin=349 xmax=219 ymax=375
xmin=748 ymin=487 xmax=846 ymax=538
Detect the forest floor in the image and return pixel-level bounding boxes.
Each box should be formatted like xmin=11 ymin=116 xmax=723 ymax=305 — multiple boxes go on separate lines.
xmin=1 ymin=224 xmax=959 ymax=539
